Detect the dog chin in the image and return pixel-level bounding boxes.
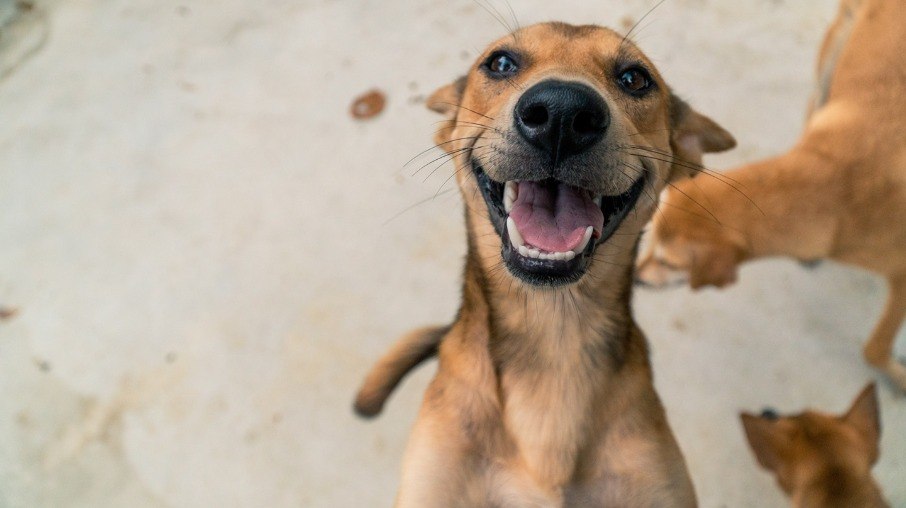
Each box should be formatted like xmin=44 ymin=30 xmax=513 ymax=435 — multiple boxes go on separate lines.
xmin=471 ymin=158 xmax=647 ymax=287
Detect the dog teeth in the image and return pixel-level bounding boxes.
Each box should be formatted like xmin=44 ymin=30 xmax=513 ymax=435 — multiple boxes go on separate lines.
xmin=517 ymin=248 xmax=578 ymax=261
xmin=543 ymin=251 xmax=577 ymax=261
xmin=572 ymin=226 xmax=594 ymax=254
xmin=509 ymin=219 xmax=579 ymax=262
xmin=593 ymin=195 xmax=603 ymax=207
xmin=504 ymin=181 xmax=517 ymax=213
xmin=506 ymin=217 xmax=524 ymax=248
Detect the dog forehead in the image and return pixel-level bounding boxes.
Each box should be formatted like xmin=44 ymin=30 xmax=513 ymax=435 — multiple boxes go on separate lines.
xmin=481 ymin=22 xmax=644 ymax=69
xmin=792 ymin=412 xmax=854 ymax=446
xmin=512 ymin=22 xmax=618 ymax=45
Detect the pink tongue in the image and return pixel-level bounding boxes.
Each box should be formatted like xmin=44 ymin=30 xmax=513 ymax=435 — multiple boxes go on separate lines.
xmin=510 ymin=181 xmax=605 ymax=253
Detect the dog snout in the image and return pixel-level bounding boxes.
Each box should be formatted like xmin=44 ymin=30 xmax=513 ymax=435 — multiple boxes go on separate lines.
xmin=514 ymin=80 xmax=609 ymax=165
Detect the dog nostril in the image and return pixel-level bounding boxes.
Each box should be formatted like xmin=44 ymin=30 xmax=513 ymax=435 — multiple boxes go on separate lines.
xmin=521 ymin=104 xmax=549 ymax=127
xmin=572 ymin=110 xmax=601 ymax=135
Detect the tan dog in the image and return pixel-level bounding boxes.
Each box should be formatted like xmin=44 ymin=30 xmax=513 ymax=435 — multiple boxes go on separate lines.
xmin=740 ymin=384 xmax=888 ymax=507
xmin=354 ymin=22 xmax=735 ymax=506
xmin=636 ymin=0 xmax=906 ymax=391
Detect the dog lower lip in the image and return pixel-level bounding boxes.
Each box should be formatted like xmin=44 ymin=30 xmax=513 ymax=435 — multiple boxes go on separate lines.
xmin=471 ymin=159 xmax=646 ymax=286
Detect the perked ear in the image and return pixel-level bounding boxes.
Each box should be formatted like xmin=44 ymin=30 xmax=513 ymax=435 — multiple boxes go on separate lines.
xmin=688 ymin=242 xmax=742 ymax=290
xmin=426 ymin=76 xmax=467 ymax=116
xmin=740 ymin=413 xmax=793 ymax=472
xmin=669 ymin=94 xmax=736 ymax=180
xmin=426 ymin=76 xmax=467 ymax=148
xmin=843 ymin=383 xmax=881 ymax=464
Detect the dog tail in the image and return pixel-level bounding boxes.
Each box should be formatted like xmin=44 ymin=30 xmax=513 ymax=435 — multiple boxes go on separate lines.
xmin=353 ymin=325 xmax=449 ymax=418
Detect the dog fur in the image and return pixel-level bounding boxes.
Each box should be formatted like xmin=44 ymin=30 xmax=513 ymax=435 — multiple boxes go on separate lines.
xmin=355 ymin=22 xmax=735 ymax=506
xmin=636 ymin=0 xmax=906 ymax=391
xmin=740 ymin=384 xmax=888 ymax=507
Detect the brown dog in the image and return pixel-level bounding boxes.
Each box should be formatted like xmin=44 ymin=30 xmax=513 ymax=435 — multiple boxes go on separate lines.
xmin=354 ymin=22 xmax=735 ymax=506
xmin=636 ymin=0 xmax=906 ymax=391
xmin=740 ymin=384 xmax=888 ymax=507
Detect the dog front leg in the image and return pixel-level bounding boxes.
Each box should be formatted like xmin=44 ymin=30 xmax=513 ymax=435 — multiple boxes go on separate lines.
xmin=394 ymin=408 xmax=476 ymax=508
xmin=863 ymin=275 xmax=906 ymax=391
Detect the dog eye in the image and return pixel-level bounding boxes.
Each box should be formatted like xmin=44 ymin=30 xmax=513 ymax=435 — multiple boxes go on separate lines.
xmin=484 ymin=52 xmax=519 ymax=77
xmin=617 ymin=67 xmax=653 ymax=94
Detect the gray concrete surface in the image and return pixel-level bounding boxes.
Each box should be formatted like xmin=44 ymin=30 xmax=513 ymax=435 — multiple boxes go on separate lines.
xmin=0 ymin=0 xmax=903 ymax=507
xmin=0 ymin=1 xmax=14 ymax=26
xmin=0 ymin=1 xmax=48 ymax=82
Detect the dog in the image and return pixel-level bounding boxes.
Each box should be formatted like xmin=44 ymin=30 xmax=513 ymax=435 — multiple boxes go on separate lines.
xmin=635 ymin=0 xmax=906 ymax=391
xmin=354 ymin=22 xmax=735 ymax=506
xmin=740 ymin=384 xmax=888 ymax=507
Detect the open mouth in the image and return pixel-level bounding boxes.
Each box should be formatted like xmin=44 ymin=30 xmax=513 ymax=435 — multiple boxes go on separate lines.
xmin=473 ymin=159 xmax=646 ymax=286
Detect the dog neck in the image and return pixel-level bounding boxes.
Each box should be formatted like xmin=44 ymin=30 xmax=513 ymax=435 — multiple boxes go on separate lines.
xmin=466 ymin=231 xmax=636 ymax=374
xmin=793 ymin=466 xmax=887 ymax=508
xmin=453 ymin=219 xmax=642 ymax=488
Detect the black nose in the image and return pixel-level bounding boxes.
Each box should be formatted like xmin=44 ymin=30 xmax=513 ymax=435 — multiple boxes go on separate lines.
xmin=514 ymin=80 xmax=609 ymax=165
xmin=760 ymin=408 xmax=780 ymax=421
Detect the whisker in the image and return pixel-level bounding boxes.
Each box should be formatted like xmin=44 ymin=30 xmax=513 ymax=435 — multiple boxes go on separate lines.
xmin=620 ymin=0 xmax=669 ymax=49
xmin=620 ymin=146 xmax=737 ymax=189
xmin=411 ymin=147 xmax=471 ymax=177
xmin=434 ymin=150 xmax=486 ymax=196
xmin=620 ymin=157 xmax=723 ymax=225
xmin=433 ymin=101 xmax=496 ymax=122
xmin=621 ymin=144 xmax=749 ymax=189
xmin=627 ymin=127 xmax=673 ymax=137
xmin=434 ymin=119 xmax=497 ymax=131
xmin=501 ymin=0 xmax=520 ymax=32
xmin=382 ymin=188 xmax=459 ymax=225
xmin=472 ymin=0 xmax=515 ymax=40
xmin=402 ymin=136 xmax=481 ymax=168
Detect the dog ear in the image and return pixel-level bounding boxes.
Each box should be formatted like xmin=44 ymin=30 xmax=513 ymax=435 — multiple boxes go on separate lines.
xmin=843 ymin=383 xmax=881 ymax=464
xmin=427 ymin=76 xmax=467 ymax=148
xmin=740 ymin=413 xmax=793 ymax=472
xmin=669 ymin=94 xmax=736 ymax=180
xmin=427 ymin=76 xmax=467 ymax=116
xmin=688 ymin=242 xmax=741 ymax=290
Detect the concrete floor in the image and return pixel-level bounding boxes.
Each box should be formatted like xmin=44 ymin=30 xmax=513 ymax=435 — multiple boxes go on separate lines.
xmin=0 ymin=0 xmax=903 ymax=506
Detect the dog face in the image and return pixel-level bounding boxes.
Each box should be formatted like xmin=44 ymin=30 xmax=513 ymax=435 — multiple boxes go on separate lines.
xmin=427 ymin=22 xmax=735 ymax=287
xmin=739 ymin=384 xmax=881 ymax=498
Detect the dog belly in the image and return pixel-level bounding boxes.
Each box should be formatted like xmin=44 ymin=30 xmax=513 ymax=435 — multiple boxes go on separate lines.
xmin=830 ymin=225 xmax=906 ymax=276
